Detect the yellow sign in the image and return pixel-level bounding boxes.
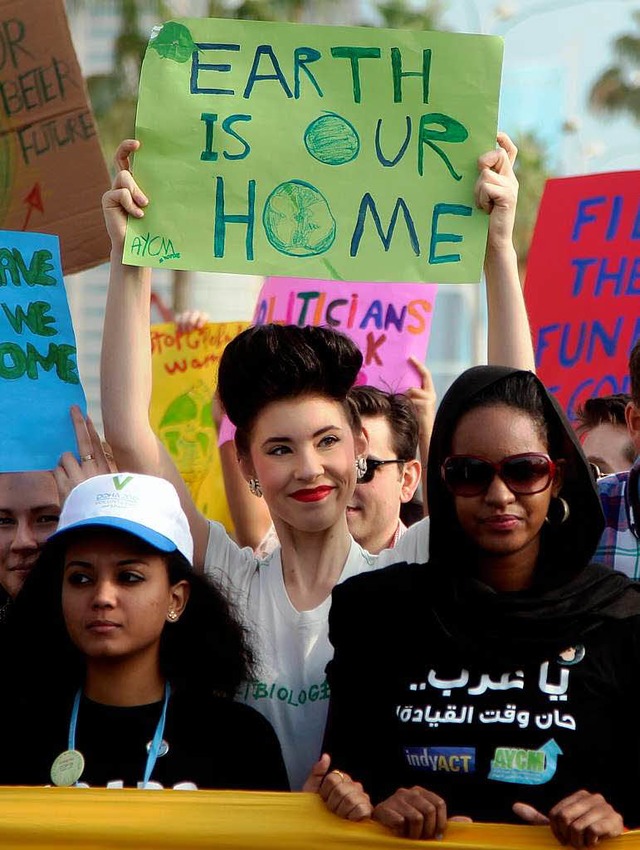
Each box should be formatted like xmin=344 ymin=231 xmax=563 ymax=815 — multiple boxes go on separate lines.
xmin=149 ymin=321 xmax=248 ymax=528
xmin=0 ymin=788 xmax=631 ymax=849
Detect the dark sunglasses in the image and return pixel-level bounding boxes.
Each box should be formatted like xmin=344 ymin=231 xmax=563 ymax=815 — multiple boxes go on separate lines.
xmin=360 ymin=457 xmax=407 ymax=484
xmin=441 ymin=453 xmax=556 ymax=497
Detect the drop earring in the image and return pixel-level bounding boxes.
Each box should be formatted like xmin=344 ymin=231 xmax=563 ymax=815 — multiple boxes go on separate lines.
xmin=248 ymin=478 xmax=263 ymax=498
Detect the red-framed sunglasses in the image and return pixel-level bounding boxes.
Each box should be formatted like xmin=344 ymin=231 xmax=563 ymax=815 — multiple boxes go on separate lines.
xmin=441 ymin=453 xmax=557 ymax=497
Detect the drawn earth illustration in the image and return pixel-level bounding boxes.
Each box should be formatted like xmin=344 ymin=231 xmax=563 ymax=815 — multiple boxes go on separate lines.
xmin=262 ymin=180 xmax=337 ymax=256
xmin=158 ymin=381 xmax=214 ymax=504
xmin=304 ymin=114 xmax=360 ymax=165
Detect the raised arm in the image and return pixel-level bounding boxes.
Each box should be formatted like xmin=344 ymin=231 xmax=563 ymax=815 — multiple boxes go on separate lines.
xmin=100 ymin=140 xmax=210 ymax=565
xmin=405 ymin=357 xmax=435 ymax=516
xmin=478 ymin=132 xmax=535 ymax=372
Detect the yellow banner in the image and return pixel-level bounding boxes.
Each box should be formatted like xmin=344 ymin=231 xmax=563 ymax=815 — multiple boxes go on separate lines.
xmin=0 ymin=788 xmax=634 ymax=849
xmin=149 ymin=321 xmax=249 ymax=529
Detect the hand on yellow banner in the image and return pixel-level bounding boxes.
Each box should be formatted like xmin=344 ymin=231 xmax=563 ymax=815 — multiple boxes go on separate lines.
xmin=475 ymin=131 xmax=518 ymax=252
xmin=175 ymin=311 xmax=210 ymax=334
xmin=102 ymin=139 xmax=149 ymax=255
xmin=303 ymin=754 xmax=372 ymax=822
xmin=373 ymin=786 xmax=448 ymax=840
xmin=513 ymin=791 xmax=624 ymax=847
xmin=54 ymin=406 xmax=116 ymax=505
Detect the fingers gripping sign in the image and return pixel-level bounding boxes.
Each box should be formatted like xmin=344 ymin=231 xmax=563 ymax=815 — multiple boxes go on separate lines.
xmin=114 ymin=138 xmax=140 ymax=174
xmin=102 ymin=139 xmax=149 ymax=254
xmin=474 ymin=131 xmax=519 ymax=250
xmin=373 ymin=786 xmax=448 ymax=840
xmin=514 ymin=791 xmax=624 ymax=848
xmin=53 ymin=406 xmax=115 ymax=505
xmin=304 ymin=754 xmax=373 ymax=823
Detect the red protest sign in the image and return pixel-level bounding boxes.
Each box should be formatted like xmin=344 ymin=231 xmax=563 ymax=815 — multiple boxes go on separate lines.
xmin=525 ymin=172 xmax=640 ymax=419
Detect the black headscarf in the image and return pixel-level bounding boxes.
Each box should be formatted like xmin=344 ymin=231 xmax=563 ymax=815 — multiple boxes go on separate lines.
xmin=425 ymin=365 xmax=640 ymax=663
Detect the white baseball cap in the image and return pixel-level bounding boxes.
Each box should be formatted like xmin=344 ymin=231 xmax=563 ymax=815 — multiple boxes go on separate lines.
xmin=50 ymin=473 xmax=194 ymax=565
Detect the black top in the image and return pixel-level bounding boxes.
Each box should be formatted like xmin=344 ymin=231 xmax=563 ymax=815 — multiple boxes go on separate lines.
xmin=1 ymin=689 xmax=289 ymax=791
xmin=324 ymin=367 xmax=640 ymax=826
xmin=325 ymin=562 xmax=640 ymax=825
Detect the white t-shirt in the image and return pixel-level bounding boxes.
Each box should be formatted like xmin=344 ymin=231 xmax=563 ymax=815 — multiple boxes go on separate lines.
xmin=205 ymin=517 xmax=430 ymax=789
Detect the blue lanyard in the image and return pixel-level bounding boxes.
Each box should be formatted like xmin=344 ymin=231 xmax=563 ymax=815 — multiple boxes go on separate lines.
xmin=69 ymin=683 xmax=171 ymax=787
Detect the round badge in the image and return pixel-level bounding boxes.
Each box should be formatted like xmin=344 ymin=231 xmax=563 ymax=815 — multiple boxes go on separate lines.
xmin=146 ymin=739 xmax=169 ymax=757
xmin=558 ymin=644 xmax=586 ymax=666
xmin=50 ymin=749 xmax=85 ymax=786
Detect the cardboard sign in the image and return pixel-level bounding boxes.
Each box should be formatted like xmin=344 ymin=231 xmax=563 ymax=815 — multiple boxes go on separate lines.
xmin=0 ymin=0 xmax=111 ymax=274
xmin=149 ymin=320 xmax=249 ymax=527
xmin=254 ymin=277 xmax=436 ymax=392
xmin=0 ymin=230 xmax=86 ymax=471
xmin=124 ymin=18 xmax=503 ymax=284
xmin=525 ymin=172 xmax=640 ymax=418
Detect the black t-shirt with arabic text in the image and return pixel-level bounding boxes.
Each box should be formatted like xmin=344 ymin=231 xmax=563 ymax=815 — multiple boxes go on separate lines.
xmin=324 ymin=562 xmax=640 ymax=826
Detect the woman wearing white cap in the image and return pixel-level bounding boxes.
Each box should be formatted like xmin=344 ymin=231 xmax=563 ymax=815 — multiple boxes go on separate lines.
xmin=2 ymin=473 xmax=288 ymax=791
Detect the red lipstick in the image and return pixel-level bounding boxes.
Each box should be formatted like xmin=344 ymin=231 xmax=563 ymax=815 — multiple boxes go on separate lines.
xmin=290 ymin=486 xmax=334 ymax=503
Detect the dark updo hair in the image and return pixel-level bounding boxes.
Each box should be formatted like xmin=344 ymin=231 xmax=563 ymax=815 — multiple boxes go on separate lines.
xmin=455 ymin=371 xmax=564 ymax=459
xmin=6 ymin=537 xmax=255 ymax=700
xmin=218 ymin=324 xmax=363 ymax=455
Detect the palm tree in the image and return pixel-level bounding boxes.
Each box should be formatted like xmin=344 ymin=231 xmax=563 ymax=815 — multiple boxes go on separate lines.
xmin=589 ymin=10 xmax=640 ymax=122
xmin=375 ymin=0 xmax=444 ymax=31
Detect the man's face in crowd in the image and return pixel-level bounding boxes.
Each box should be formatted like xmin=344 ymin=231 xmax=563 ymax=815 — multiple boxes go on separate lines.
xmin=0 ymin=472 xmax=60 ymax=598
xmin=581 ymin=422 xmax=636 ymax=476
xmin=346 ymin=414 xmax=420 ymax=553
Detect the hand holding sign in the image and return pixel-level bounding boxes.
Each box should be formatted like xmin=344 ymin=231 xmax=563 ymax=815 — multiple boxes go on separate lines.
xmin=475 ymin=132 xmax=518 ymax=252
xmin=513 ymin=791 xmax=624 ymax=848
xmin=53 ymin=406 xmax=115 ymax=505
xmin=102 ymin=139 xmax=148 ymax=255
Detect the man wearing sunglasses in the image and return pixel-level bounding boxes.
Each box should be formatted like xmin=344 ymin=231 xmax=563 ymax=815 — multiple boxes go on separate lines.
xmin=346 ymin=387 xmax=423 ymax=554
xmin=595 ymin=343 xmax=640 ymax=577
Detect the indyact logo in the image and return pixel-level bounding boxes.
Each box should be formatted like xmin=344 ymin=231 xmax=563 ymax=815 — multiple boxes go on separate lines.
xmin=404 ymin=746 xmax=475 ymax=773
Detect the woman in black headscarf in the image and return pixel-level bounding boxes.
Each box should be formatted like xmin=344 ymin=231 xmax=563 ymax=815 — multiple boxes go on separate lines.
xmin=322 ymin=366 xmax=640 ymax=846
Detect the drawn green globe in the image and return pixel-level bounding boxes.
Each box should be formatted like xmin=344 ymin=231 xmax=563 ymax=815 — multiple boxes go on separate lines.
xmin=262 ymin=180 xmax=336 ymax=257
xmin=149 ymin=22 xmax=197 ymax=63
xmin=304 ymin=114 xmax=360 ymax=165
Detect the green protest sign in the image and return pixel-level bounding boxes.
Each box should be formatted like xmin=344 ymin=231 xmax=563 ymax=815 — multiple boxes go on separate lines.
xmin=124 ymin=18 xmax=503 ymax=283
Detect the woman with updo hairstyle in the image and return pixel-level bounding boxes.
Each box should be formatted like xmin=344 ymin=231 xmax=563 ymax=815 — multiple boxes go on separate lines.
xmin=101 ymin=315 xmax=429 ymax=792
xmin=203 ymin=322 xmax=430 ymax=790
xmin=218 ymin=324 xmax=363 ymax=457
xmin=101 ymin=131 xmax=534 ymax=794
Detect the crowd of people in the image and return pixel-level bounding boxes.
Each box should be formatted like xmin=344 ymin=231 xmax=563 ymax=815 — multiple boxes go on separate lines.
xmin=1 ymin=129 xmax=638 ymax=848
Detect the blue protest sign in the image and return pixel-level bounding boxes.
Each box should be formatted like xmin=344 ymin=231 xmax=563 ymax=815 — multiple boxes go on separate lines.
xmin=0 ymin=230 xmax=86 ymax=471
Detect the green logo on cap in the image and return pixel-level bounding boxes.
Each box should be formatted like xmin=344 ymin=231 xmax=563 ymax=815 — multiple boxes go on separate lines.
xmin=112 ymin=475 xmax=134 ymax=491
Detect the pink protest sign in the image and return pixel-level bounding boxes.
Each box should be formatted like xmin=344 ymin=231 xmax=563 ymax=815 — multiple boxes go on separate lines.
xmin=254 ymin=278 xmax=437 ymax=393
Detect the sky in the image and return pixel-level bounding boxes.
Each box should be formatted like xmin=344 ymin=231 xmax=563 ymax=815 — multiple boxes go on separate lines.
xmin=440 ymin=0 xmax=640 ymax=176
